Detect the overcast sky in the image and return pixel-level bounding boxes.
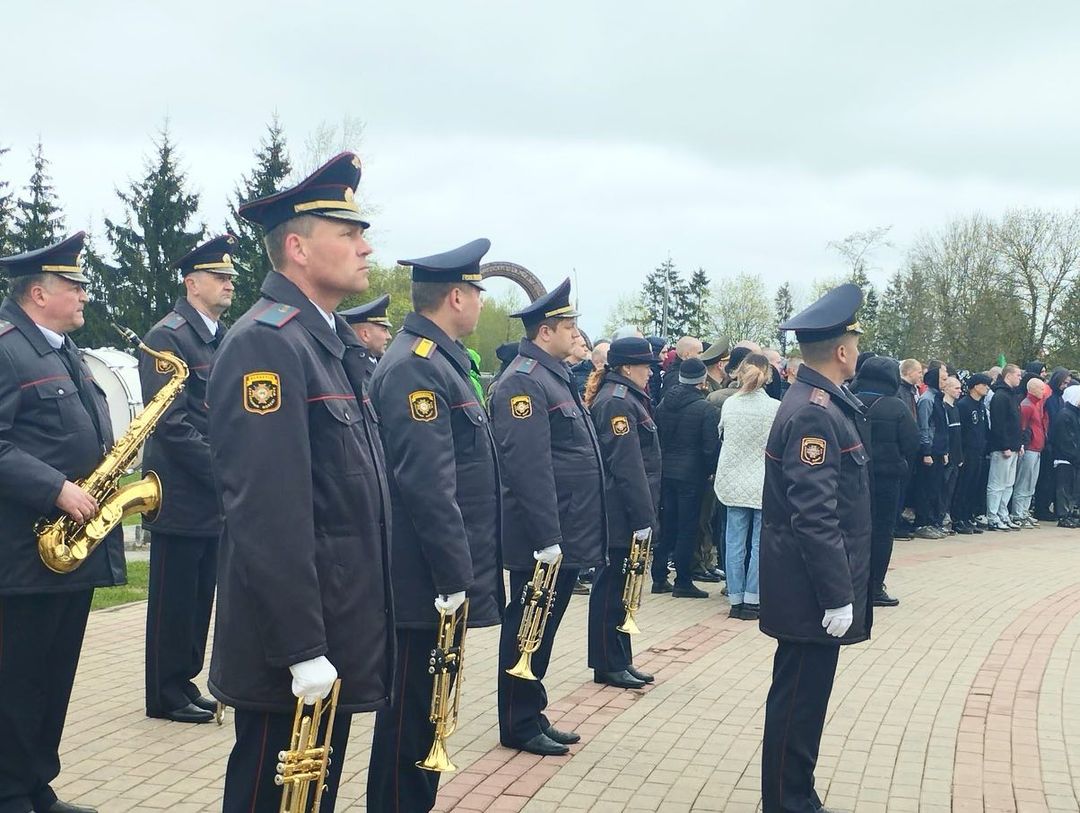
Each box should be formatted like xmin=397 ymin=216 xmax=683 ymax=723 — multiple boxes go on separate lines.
xmin=4 ymin=1 xmax=1080 ymax=333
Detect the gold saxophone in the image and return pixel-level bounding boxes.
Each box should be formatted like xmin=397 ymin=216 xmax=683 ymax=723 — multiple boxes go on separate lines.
xmin=36 ymin=323 xmax=188 ymax=574
xmin=617 ymin=530 xmax=652 ymax=635
xmin=418 ymin=599 xmax=469 ymax=773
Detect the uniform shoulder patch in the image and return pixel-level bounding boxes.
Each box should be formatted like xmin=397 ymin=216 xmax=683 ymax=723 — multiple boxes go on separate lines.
xmin=510 ymin=394 xmax=533 ymax=419
xmin=160 ymin=312 xmax=187 ymax=331
xmin=254 ymin=303 xmax=300 ymax=328
xmin=809 ymin=388 xmax=831 ymax=407
xmin=800 ymin=436 xmax=827 ymax=466
xmin=611 ymin=415 xmax=630 ymax=435
xmin=0 ymin=320 xmax=14 ymax=337
xmin=408 ymin=390 xmax=438 ymax=421
xmin=243 ymin=371 xmax=281 ymax=414
xmin=411 ymin=337 xmax=436 ymax=359
xmin=513 ymin=358 xmax=537 ymax=375
xmin=612 ymin=384 xmax=628 ymax=398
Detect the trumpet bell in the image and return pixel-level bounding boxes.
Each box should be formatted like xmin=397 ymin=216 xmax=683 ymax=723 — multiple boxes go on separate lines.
xmin=505 ymin=651 xmax=538 ymax=681
xmin=616 ymin=613 xmax=641 ymax=635
xmin=416 ymin=737 xmax=457 ymax=773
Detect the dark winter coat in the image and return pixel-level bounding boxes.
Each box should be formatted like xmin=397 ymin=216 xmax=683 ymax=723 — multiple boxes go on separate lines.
xmin=956 ymin=394 xmax=990 ymax=458
xmin=656 ymin=383 xmax=720 ymax=484
xmin=570 ymin=358 xmax=594 ymax=398
xmin=1050 ymin=402 xmax=1080 ymax=466
xmin=853 ymin=356 xmax=920 ymax=481
xmin=139 ymin=296 xmax=224 ymax=538
xmin=760 ymin=364 xmax=873 ymax=647
xmin=945 ymin=401 xmax=963 ymax=466
xmin=1045 ymin=368 xmax=1070 ymax=429
xmin=590 ymin=373 xmax=662 ymax=550
xmin=0 ymin=297 xmax=126 ymax=595
xmin=916 ymin=366 xmax=949 ymax=456
xmin=207 ymin=271 xmax=394 ymax=714
xmin=988 ymin=378 xmax=1023 ymax=452
xmin=369 ymin=312 xmax=503 ymax=630
xmin=491 ymin=339 xmax=607 ymax=571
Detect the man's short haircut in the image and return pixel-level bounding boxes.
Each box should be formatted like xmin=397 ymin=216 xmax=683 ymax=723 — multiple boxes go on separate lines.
xmin=262 ymin=214 xmax=321 ymax=270
xmin=799 ymin=334 xmax=848 ymax=366
xmin=1003 ymin=363 xmax=1021 ymax=377
xmin=675 ymin=335 xmax=703 ymax=359
xmin=526 ymin=316 xmax=561 ymax=341
xmin=10 ymin=273 xmax=48 ymax=304
xmin=411 ymin=281 xmax=461 ymax=314
xmin=899 ymin=358 xmax=922 ymax=377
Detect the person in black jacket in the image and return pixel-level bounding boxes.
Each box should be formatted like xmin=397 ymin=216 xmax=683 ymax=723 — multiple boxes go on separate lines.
xmin=941 ymin=375 xmax=965 ymax=531
xmin=1050 ymin=385 xmax=1080 ymax=527
xmin=653 ymin=358 xmax=719 ymax=598
xmin=853 ymin=356 xmax=919 ymax=608
xmin=953 ymin=374 xmax=992 ymax=533
xmin=1033 ymin=367 xmax=1072 ymax=520
xmin=0 ymin=233 xmax=127 ymax=813
xmin=367 ymin=240 xmax=503 ymax=811
xmin=914 ymin=366 xmax=950 ymax=537
xmin=986 ymin=364 xmax=1024 ymax=531
xmin=140 ymin=235 xmax=237 ymax=725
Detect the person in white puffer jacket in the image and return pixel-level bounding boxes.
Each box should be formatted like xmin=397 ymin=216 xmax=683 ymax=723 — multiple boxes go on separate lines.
xmin=713 ymin=353 xmax=781 ymax=620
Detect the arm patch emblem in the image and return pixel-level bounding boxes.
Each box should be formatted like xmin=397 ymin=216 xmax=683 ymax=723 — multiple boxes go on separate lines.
xmin=244 ymin=372 xmax=281 ymax=414
xmin=409 ymin=390 xmax=438 ymax=421
xmin=611 ymin=415 xmax=630 ymax=435
xmin=510 ymin=395 xmax=532 ymax=419
xmin=800 ymin=436 xmax=827 ymax=466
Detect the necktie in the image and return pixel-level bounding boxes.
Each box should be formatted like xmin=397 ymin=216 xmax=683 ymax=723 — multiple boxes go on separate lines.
xmin=59 ymin=341 xmax=106 ymax=448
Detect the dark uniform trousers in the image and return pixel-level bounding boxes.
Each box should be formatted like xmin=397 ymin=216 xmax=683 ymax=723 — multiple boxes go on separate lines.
xmin=368 ymin=628 xmax=451 ymax=813
xmin=952 ymin=453 xmax=986 ymax=525
xmin=654 ymin=480 xmax=702 ymax=585
xmin=498 ymin=567 xmax=579 ymax=745
xmin=0 ymin=590 xmax=93 ymax=813
xmin=145 ymin=533 xmax=217 ymax=715
xmin=870 ymin=476 xmax=901 ymax=590
xmin=587 ymin=550 xmax=632 ymax=672
xmin=761 ymin=641 xmax=840 ymax=813
xmin=222 ymin=708 xmax=352 ymax=813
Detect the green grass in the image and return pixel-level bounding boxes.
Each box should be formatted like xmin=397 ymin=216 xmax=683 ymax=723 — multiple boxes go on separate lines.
xmin=91 ymin=559 xmax=149 ymax=611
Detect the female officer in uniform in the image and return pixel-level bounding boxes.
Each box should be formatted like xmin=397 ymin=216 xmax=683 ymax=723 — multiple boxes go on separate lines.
xmin=584 ymin=337 xmax=662 ymax=688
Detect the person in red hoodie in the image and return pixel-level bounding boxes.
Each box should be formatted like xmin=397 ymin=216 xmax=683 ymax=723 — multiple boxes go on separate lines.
xmin=1012 ymin=377 xmax=1048 ymax=527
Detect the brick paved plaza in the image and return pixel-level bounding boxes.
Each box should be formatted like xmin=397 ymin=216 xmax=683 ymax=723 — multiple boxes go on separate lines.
xmin=55 ymin=527 xmax=1080 ymax=812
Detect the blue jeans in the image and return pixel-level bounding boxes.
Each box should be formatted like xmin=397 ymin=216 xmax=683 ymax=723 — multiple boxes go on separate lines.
xmin=724 ymin=505 xmax=761 ymax=605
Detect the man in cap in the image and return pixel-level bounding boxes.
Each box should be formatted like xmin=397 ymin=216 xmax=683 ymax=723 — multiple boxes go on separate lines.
xmin=140 ymin=234 xmax=238 ymax=725
xmin=207 ymin=152 xmax=393 ymax=813
xmin=339 ymin=293 xmax=392 ymax=389
xmin=0 ymin=232 xmax=126 ymax=813
xmin=366 ymin=240 xmax=503 ymax=811
xmin=760 ymin=283 xmax=872 ymax=813
xmin=491 ymin=278 xmax=607 ymax=756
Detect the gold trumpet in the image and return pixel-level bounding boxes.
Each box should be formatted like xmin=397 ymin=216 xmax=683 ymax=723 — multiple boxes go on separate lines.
xmin=417 ymin=599 xmax=469 ymax=773
xmin=506 ymin=554 xmax=562 ymax=681
xmin=275 ymin=679 xmax=341 ymax=813
xmin=617 ymin=530 xmax=653 ymax=635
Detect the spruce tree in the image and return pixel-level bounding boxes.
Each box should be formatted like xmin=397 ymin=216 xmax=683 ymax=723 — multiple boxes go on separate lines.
xmin=685 ymin=267 xmax=712 ymax=338
xmin=773 ymin=282 xmax=794 ymax=355
xmin=12 ymin=140 xmax=65 ymax=253
xmin=97 ymin=126 xmax=203 ymax=337
xmin=0 ymin=145 xmax=13 ymax=257
xmin=640 ymin=257 xmax=691 ymax=338
xmin=228 ymin=117 xmax=293 ymax=315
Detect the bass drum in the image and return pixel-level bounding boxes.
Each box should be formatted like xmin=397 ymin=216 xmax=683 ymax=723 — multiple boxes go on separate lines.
xmin=82 ymin=347 xmax=144 ymax=466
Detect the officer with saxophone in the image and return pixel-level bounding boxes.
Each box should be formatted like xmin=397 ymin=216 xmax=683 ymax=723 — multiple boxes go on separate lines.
xmin=0 ymin=233 xmax=126 ymax=813
xmin=584 ymin=337 xmax=662 ymax=689
xmin=491 ymin=279 xmax=607 ymax=756
xmin=367 ymin=239 xmax=502 ymax=811
xmin=339 ymin=292 xmax=391 ymax=390
xmin=140 ymin=234 xmax=237 ymax=725
xmin=207 ymin=153 xmax=394 ymax=813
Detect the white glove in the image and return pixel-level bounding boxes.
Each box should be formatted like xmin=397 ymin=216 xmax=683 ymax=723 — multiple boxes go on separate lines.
xmin=821 ymin=604 xmax=853 ymax=638
xmin=434 ymin=591 xmax=467 ymax=614
xmin=534 ymin=543 xmax=562 ymax=565
xmin=288 ymin=655 xmax=338 ymax=705
xmin=633 ymin=528 xmax=652 ymax=541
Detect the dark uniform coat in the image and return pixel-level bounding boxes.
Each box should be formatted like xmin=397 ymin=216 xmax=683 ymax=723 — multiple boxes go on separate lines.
xmin=491 ymin=338 xmax=607 ymax=571
xmin=760 ymin=364 xmax=873 ymax=646
xmin=0 ymin=297 xmax=126 ymax=595
xmin=368 ymin=312 xmax=503 ymax=629
xmin=206 ymin=271 xmax=394 ymax=714
xmin=140 ymin=296 xmax=223 ymax=537
xmin=590 ymin=373 xmax=662 ymax=548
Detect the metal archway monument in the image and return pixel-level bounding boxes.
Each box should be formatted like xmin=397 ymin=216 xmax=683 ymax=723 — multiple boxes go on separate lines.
xmin=479 ymin=261 xmax=592 ymax=348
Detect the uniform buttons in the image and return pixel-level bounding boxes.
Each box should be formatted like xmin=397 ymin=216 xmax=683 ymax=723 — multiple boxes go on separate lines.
xmin=57 ymin=388 xmax=65 ymax=395
xmin=344 ymin=411 xmax=350 ymax=420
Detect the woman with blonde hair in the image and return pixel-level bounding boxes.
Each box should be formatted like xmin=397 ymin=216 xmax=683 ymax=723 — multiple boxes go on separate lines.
xmin=713 ymin=353 xmax=781 ymax=620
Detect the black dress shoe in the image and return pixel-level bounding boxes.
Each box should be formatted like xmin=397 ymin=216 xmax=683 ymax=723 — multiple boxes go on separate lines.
xmin=543 ymin=724 xmax=581 ymax=744
xmin=873 ymin=589 xmax=900 ymax=607
xmin=508 ymin=732 xmax=569 ymax=756
xmin=650 ymin=579 xmax=672 ymax=594
xmin=45 ymin=802 xmax=98 ymax=813
xmin=691 ymin=570 xmax=721 ymax=583
xmin=154 ymin=702 xmax=215 ymax=724
xmin=626 ymin=665 xmax=654 ymax=683
xmin=594 ymin=669 xmax=646 ymax=689
xmin=956 ymin=523 xmax=974 ymax=535
xmin=190 ymin=695 xmax=217 ymax=712
xmin=672 ymin=584 xmax=709 ymax=599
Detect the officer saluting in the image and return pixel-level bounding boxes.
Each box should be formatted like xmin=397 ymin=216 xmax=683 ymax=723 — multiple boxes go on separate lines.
xmin=339 ymin=293 xmax=392 ymax=388
xmin=0 ymin=233 xmax=126 ymax=813
xmin=367 ymin=239 xmax=503 ymax=812
xmin=585 ymin=337 xmax=661 ymax=689
xmin=760 ymin=284 xmax=872 ymax=813
xmin=207 ymin=153 xmax=393 ymax=813
xmin=141 ymin=234 xmax=237 ymax=725
xmin=491 ymin=278 xmax=607 ymax=756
